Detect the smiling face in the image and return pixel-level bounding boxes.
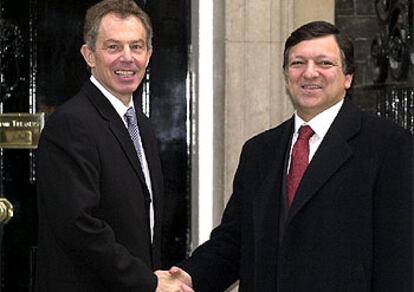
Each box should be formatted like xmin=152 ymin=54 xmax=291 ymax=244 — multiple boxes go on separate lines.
xmin=285 ymin=35 xmax=353 ymax=121
xmin=81 ymin=13 xmax=152 ymax=105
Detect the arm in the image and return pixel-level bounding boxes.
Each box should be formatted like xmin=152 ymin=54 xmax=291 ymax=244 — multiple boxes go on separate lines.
xmin=37 ymin=112 xmax=156 ymax=290
xmin=372 ymin=128 xmax=413 ymax=291
xmin=177 ymin=142 xmax=254 ymax=291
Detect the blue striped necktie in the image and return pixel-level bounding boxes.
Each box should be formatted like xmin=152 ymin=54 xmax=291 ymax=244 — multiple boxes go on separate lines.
xmin=124 ymin=107 xmax=154 ymax=241
xmin=124 ymin=107 xmax=145 ymax=165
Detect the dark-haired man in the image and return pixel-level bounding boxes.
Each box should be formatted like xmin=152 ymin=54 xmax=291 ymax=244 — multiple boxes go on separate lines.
xmin=166 ymin=21 xmax=413 ymax=291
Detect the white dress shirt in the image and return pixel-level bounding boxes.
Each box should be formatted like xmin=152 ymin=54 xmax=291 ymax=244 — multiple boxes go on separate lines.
xmin=287 ymin=99 xmax=344 ymax=174
xmin=90 ymin=76 xmax=155 ymax=241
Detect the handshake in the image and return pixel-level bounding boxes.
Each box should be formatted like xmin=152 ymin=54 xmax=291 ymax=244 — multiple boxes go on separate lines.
xmin=154 ymin=266 xmax=194 ymax=292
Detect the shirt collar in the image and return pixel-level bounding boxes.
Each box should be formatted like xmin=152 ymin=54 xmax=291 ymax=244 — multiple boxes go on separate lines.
xmin=90 ymin=75 xmax=134 ymax=118
xmin=293 ymin=99 xmax=344 ymax=139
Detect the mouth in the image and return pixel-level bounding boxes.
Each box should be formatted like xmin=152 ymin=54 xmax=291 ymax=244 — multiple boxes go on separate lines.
xmin=301 ymin=84 xmax=322 ymax=90
xmin=114 ymin=70 xmax=136 ymax=77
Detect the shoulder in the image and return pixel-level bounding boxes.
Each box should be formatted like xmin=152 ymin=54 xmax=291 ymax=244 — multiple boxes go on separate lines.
xmin=336 ymin=98 xmax=411 ymax=144
xmin=247 ymin=119 xmax=292 ymax=143
xmin=41 ymin=88 xmax=98 ymax=141
xmin=346 ymin=109 xmax=413 ymax=165
xmin=241 ymin=119 xmax=293 ymax=155
xmin=45 ymin=96 xmax=90 ymax=125
xmin=360 ymin=110 xmax=412 ymax=142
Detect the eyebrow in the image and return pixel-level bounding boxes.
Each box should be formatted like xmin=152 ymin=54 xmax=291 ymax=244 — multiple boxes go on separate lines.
xmin=290 ymin=54 xmax=338 ymax=60
xmin=103 ymin=39 xmax=145 ymax=44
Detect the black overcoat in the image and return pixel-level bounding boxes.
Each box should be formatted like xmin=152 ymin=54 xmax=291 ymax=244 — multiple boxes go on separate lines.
xmin=181 ymin=98 xmax=413 ymax=292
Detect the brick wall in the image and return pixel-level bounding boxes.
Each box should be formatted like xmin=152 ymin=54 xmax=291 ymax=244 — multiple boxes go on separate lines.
xmin=336 ymin=0 xmax=414 ymax=132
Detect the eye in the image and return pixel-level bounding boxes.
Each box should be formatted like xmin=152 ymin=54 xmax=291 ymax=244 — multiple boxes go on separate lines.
xmin=317 ymin=60 xmax=336 ymax=69
xmin=105 ymin=44 xmax=121 ymax=53
xmin=130 ymin=43 xmax=145 ymax=53
xmin=289 ymin=60 xmax=304 ymax=67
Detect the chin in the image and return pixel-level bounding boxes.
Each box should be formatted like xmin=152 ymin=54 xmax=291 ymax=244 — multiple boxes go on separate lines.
xmin=117 ymin=85 xmax=139 ymax=94
xmin=295 ymin=97 xmax=320 ymax=107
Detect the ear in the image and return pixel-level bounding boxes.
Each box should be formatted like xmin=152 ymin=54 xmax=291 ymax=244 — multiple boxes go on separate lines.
xmin=80 ymin=44 xmax=96 ymax=69
xmin=344 ymin=73 xmax=353 ymax=89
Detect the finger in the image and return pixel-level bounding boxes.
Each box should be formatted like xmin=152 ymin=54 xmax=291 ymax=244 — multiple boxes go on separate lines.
xmin=154 ymin=270 xmax=170 ymax=278
xmin=169 ymin=266 xmax=181 ymax=275
xmin=181 ymin=283 xmax=195 ymax=292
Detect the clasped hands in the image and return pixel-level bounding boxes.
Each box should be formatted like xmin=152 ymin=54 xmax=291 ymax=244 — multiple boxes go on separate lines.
xmin=155 ymin=266 xmax=193 ymax=292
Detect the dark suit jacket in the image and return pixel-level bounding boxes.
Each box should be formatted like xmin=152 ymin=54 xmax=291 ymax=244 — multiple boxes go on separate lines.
xmin=180 ymin=98 xmax=413 ymax=291
xmin=36 ymin=81 xmax=164 ymax=291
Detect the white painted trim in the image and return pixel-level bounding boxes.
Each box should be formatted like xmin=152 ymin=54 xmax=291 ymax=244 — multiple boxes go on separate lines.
xmin=190 ymin=0 xmax=215 ymax=248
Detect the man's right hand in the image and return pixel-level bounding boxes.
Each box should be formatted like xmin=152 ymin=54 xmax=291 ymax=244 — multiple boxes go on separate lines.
xmin=154 ymin=269 xmax=193 ymax=292
xmin=168 ymin=266 xmax=193 ymax=288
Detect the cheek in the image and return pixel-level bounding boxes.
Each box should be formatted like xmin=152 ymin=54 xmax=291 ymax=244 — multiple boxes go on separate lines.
xmin=98 ymin=54 xmax=119 ymax=67
xmin=287 ymin=77 xmax=300 ymax=91
xmin=136 ymin=56 xmax=149 ymax=68
xmin=286 ymin=79 xmax=299 ymax=97
xmin=287 ymin=70 xmax=301 ymax=82
xmin=137 ymin=51 xmax=152 ymax=65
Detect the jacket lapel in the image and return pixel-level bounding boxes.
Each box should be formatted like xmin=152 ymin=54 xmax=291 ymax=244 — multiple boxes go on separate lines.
xmin=287 ymin=98 xmax=362 ymax=223
xmin=134 ymin=100 xmax=162 ymax=198
xmin=82 ymin=81 xmax=148 ymax=187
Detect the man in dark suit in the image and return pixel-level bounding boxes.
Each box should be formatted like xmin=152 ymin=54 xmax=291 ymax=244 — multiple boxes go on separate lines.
xmin=35 ymin=1 xmax=192 ymax=291
xmin=166 ymin=21 xmax=413 ymax=291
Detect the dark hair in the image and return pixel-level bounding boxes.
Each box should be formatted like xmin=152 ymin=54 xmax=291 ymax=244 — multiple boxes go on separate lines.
xmin=83 ymin=0 xmax=153 ymax=51
xmin=282 ymin=21 xmax=355 ymax=75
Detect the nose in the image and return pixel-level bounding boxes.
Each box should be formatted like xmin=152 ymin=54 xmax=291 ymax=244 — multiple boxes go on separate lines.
xmin=119 ymin=47 xmax=133 ymax=62
xmin=302 ymin=61 xmax=319 ymax=79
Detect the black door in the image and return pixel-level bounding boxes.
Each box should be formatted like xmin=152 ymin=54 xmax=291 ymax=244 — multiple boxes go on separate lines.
xmin=0 ymin=0 xmax=191 ymax=290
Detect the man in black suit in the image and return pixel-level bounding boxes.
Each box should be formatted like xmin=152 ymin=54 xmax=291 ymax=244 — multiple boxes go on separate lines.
xmin=166 ymin=21 xmax=413 ymax=291
xmin=35 ymin=1 xmax=192 ymax=291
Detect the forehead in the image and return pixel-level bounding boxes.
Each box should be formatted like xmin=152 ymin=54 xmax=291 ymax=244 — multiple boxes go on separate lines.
xmin=97 ymin=13 xmax=146 ymax=41
xmin=289 ymin=35 xmax=341 ymax=59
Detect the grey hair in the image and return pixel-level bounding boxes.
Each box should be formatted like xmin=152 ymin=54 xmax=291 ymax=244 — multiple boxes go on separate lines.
xmin=83 ymin=0 xmax=153 ymax=51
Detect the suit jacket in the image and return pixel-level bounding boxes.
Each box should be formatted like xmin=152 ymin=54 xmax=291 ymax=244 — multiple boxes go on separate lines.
xmin=36 ymin=80 xmax=164 ymax=291
xmin=180 ymin=98 xmax=413 ymax=291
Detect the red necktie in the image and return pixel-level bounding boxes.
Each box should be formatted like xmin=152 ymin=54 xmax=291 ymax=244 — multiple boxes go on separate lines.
xmin=287 ymin=125 xmax=314 ymax=207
